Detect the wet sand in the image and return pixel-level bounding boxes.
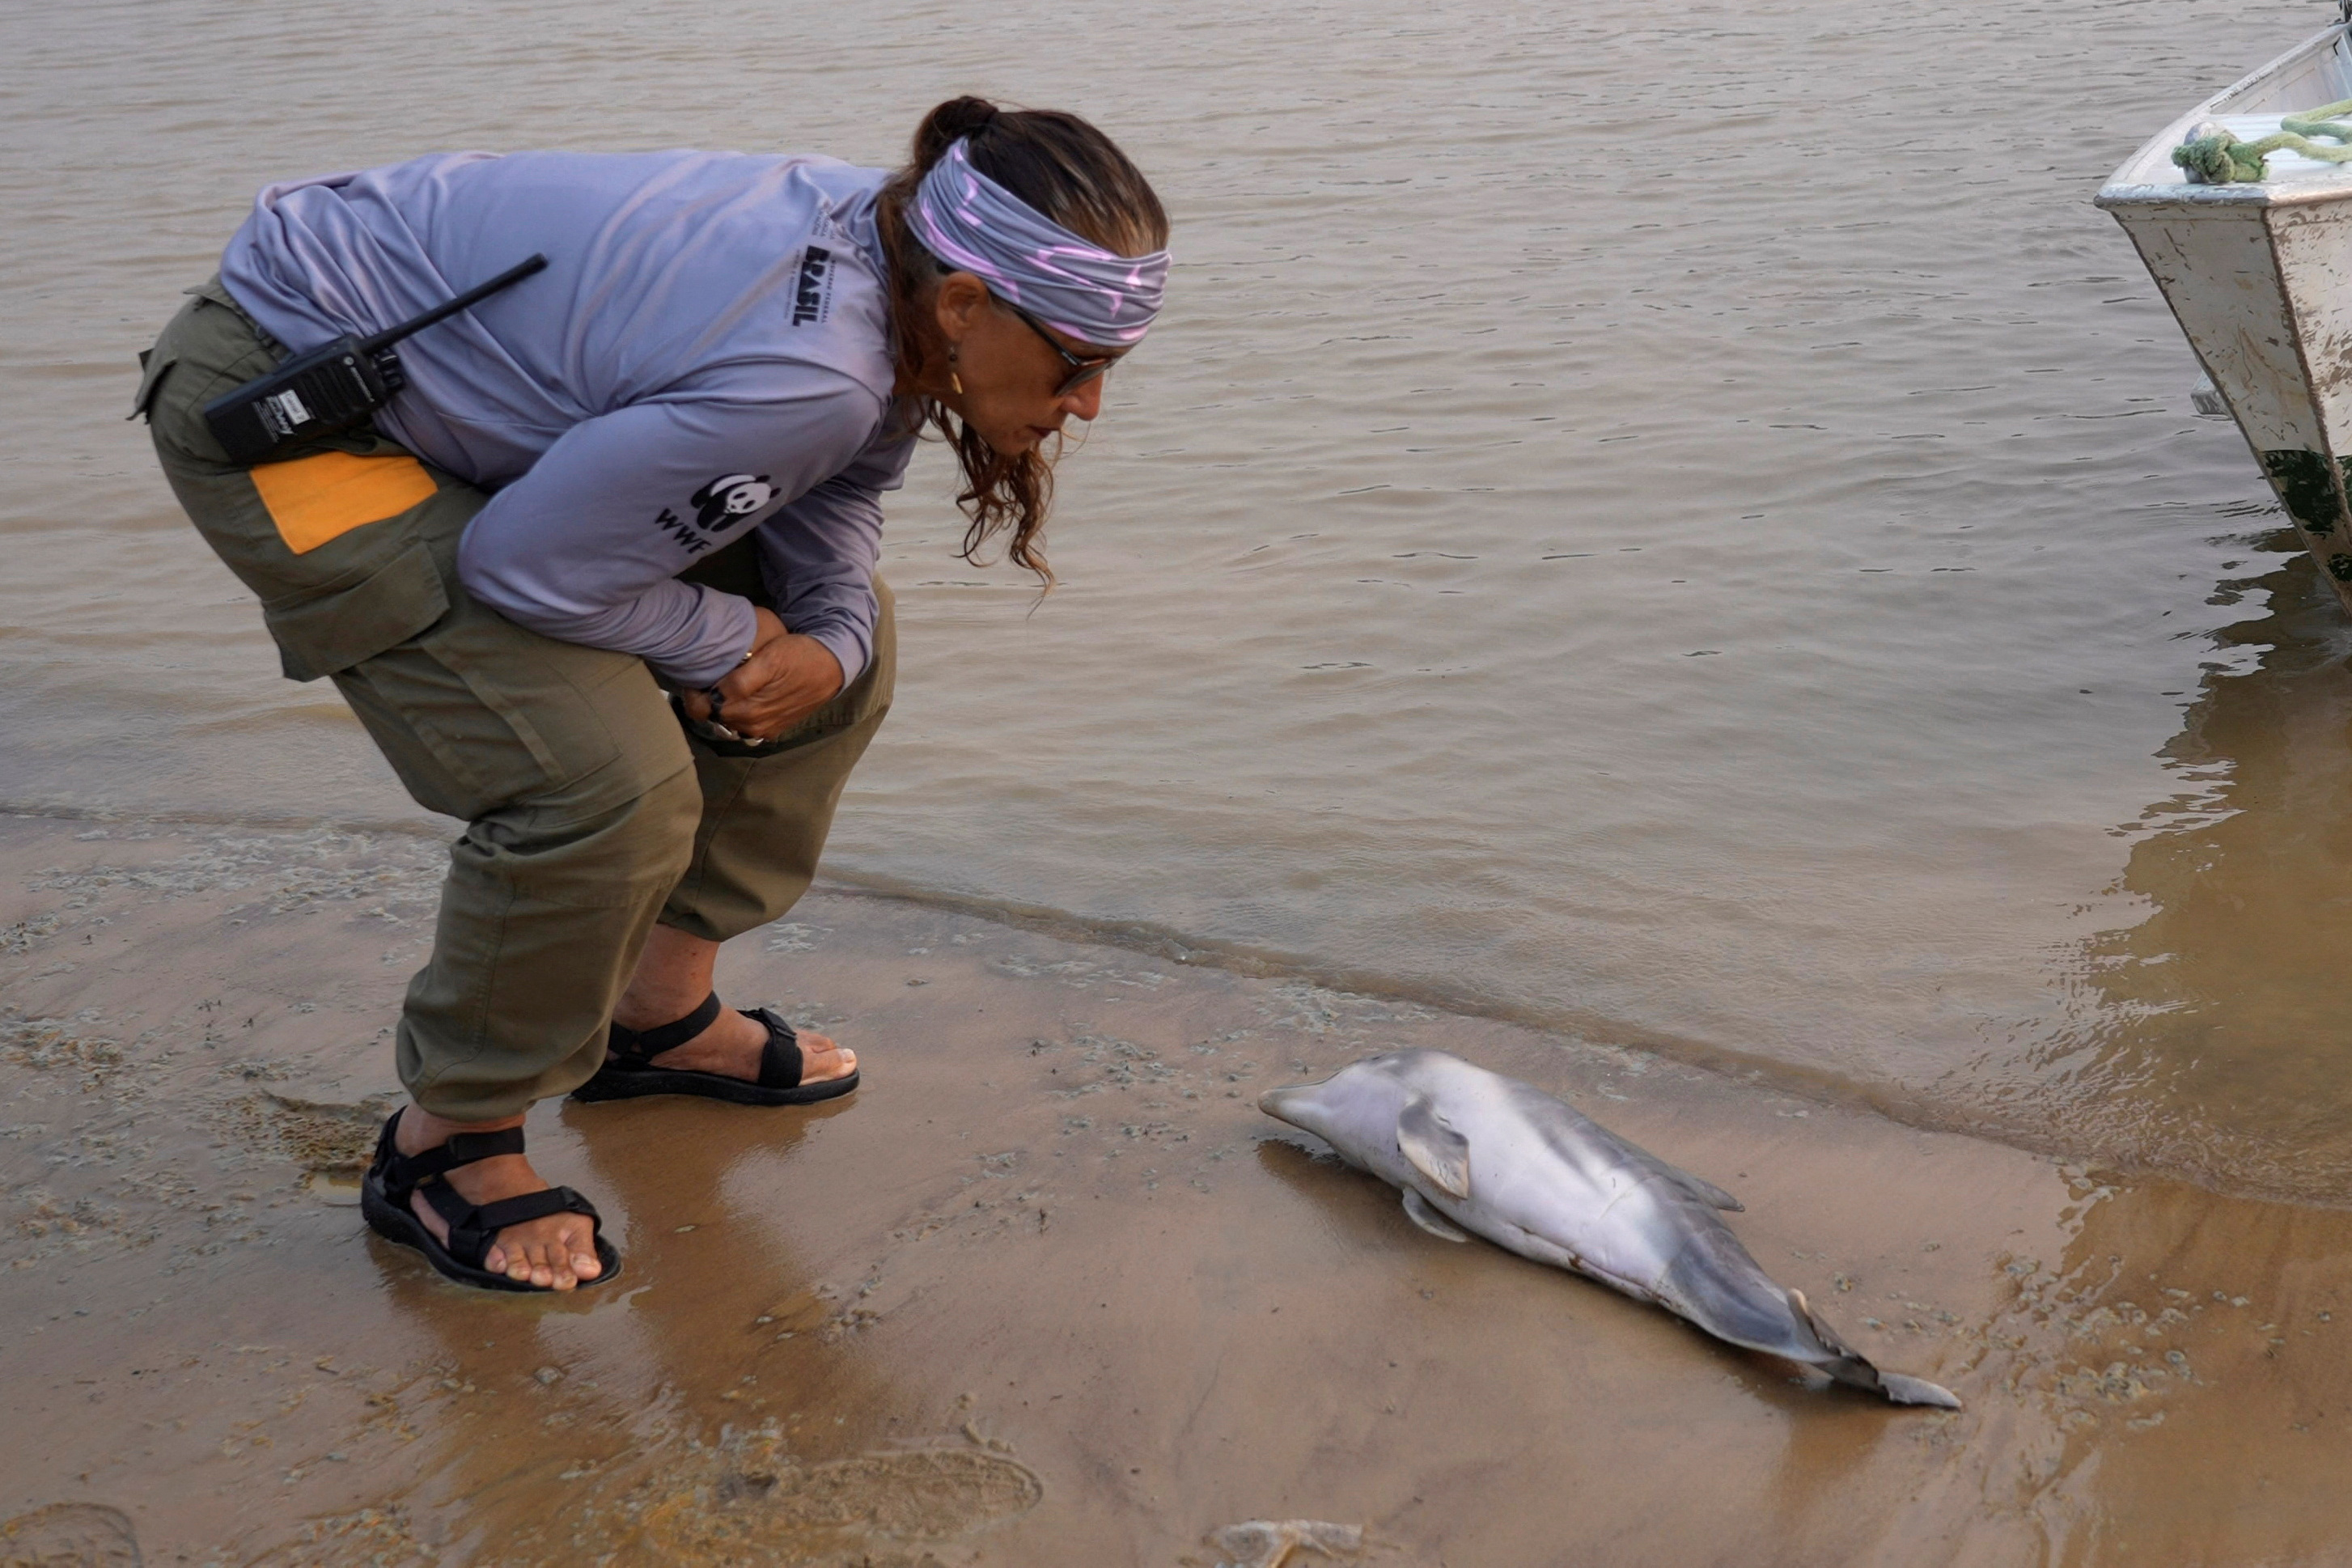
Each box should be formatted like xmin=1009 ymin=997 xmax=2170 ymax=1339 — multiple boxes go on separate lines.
xmin=5 ymin=807 xmax=2352 ymax=1566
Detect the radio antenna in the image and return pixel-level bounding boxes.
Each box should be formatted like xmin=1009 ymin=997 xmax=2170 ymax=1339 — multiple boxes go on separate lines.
xmin=357 ymin=253 xmax=549 ymax=354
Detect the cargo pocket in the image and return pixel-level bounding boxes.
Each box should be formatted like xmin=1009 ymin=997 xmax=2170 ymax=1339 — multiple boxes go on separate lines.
xmin=129 ymin=347 xmax=177 ymax=424
xmin=332 ymin=607 xmax=640 ymax=825
xmin=251 ymin=450 xmax=441 ymax=555
xmin=261 ymin=540 xmax=451 ymax=683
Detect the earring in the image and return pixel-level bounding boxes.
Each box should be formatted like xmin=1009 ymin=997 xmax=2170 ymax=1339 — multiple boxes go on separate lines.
xmin=948 ymin=344 xmax=964 ymax=397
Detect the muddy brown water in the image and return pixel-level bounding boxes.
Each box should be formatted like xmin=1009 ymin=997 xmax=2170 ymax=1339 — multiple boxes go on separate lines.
xmin=9 ymin=0 xmax=2352 ymax=1201
xmin=11 ymin=0 xmax=2352 ymax=1560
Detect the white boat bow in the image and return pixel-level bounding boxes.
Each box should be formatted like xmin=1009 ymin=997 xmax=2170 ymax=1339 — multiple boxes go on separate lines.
xmin=2100 ymin=16 xmax=2352 ymax=610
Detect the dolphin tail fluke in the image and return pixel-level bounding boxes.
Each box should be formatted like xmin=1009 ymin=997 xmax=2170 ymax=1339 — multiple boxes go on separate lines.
xmin=1876 ymin=1371 xmax=1964 ymax=1409
xmin=1785 ymin=1288 xmax=1884 ymax=1388
xmin=1786 ymin=1289 xmax=1964 ymax=1411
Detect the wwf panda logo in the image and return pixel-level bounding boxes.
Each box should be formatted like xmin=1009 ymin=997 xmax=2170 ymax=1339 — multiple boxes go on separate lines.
xmin=689 ymin=473 xmax=775 ymax=533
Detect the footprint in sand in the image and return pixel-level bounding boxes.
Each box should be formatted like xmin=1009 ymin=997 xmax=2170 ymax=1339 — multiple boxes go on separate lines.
xmin=649 ymin=1447 xmax=1042 ymax=1557
xmin=226 ymin=1091 xmax=396 ymax=1200
xmin=773 ymin=1448 xmax=1044 ymax=1535
xmin=0 ymin=1502 xmax=142 ymax=1568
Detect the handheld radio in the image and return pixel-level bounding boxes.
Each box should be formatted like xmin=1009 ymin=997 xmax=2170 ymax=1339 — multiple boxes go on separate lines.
xmin=203 ymin=253 xmax=549 ymax=465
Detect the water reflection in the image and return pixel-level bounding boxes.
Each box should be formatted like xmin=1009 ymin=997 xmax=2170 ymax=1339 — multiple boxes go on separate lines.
xmin=2028 ymin=539 xmax=2352 ymax=1200
xmin=1979 ymin=1172 xmax=2352 ymax=1565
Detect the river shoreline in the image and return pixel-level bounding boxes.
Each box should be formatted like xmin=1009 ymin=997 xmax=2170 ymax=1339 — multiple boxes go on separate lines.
xmin=3 ymin=808 xmax=2349 ymax=1566
xmin=12 ymin=0 xmax=2330 ymax=1218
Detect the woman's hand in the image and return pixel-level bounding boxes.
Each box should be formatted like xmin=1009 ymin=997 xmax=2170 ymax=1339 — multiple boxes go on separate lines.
xmin=681 ymin=608 xmax=845 ymax=742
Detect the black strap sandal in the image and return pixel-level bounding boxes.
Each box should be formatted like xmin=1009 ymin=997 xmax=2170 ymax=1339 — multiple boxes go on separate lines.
xmin=359 ymin=1110 xmax=621 ymax=1293
xmin=570 ymin=991 xmax=861 ymax=1107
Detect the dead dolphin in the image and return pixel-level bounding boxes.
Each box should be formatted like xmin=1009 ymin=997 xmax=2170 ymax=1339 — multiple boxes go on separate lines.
xmin=1259 ymin=1049 xmax=1960 ymax=1409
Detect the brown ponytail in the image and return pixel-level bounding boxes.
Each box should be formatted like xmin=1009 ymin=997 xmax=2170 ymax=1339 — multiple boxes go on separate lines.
xmin=877 ymin=97 xmax=1169 ymax=586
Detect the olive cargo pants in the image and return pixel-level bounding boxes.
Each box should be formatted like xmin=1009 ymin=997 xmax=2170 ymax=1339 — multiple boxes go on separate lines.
xmin=138 ymin=281 xmax=893 ymax=1120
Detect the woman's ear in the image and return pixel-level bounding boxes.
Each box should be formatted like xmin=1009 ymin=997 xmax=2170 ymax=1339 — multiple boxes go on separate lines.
xmin=933 ymin=271 xmax=990 ymax=344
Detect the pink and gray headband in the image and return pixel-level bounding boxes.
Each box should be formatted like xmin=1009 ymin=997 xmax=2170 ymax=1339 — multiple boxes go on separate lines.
xmin=907 ymin=138 xmax=1169 ymax=350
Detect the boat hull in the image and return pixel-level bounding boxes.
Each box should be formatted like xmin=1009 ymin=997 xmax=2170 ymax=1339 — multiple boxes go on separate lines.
xmin=2100 ymin=24 xmax=2352 ymax=611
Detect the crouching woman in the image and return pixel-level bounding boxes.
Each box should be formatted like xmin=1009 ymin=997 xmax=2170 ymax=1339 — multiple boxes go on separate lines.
xmin=133 ymin=98 xmax=1168 ymax=1291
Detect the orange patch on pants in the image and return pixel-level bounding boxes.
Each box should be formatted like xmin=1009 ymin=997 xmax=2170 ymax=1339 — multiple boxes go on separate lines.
xmin=250 ymin=451 xmax=438 ymax=555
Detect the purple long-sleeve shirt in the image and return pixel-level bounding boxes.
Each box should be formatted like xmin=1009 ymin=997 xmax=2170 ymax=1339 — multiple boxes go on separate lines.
xmin=220 ymin=149 xmax=915 ymax=689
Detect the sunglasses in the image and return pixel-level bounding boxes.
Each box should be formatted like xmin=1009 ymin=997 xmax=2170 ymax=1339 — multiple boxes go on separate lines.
xmin=1000 ymin=298 xmax=1123 ymax=396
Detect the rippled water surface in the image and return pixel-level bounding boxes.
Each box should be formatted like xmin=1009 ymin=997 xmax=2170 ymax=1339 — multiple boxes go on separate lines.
xmin=6 ymin=0 xmax=2350 ymax=1196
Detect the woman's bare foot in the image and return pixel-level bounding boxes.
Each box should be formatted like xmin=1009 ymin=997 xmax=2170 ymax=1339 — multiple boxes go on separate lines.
xmin=608 ymin=998 xmax=858 ymax=1084
xmin=394 ymin=1106 xmax=604 ymax=1290
xmin=613 ymin=923 xmax=858 ymax=1084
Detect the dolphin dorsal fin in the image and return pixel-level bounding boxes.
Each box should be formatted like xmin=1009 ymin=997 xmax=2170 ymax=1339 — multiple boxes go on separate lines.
xmin=1672 ymin=1168 xmax=1744 ymax=1212
xmin=1396 ymin=1097 xmax=1472 ymax=1199
xmin=1612 ymin=1133 xmax=1743 ymax=1211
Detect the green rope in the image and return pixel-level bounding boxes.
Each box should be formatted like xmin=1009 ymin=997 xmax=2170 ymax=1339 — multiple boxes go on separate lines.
xmin=2175 ymin=97 xmax=2352 ymax=182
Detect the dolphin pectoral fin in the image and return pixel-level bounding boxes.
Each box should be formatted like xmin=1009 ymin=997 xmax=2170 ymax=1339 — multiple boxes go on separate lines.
xmin=1396 ymin=1098 xmax=1472 ymax=1199
xmin=1402 ymin=1187 xmax=1472 ymax=1242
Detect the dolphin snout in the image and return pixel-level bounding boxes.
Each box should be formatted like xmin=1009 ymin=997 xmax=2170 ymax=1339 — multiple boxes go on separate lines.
xmin=1257 ymin=1086 xmax=1304 ymax=1120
